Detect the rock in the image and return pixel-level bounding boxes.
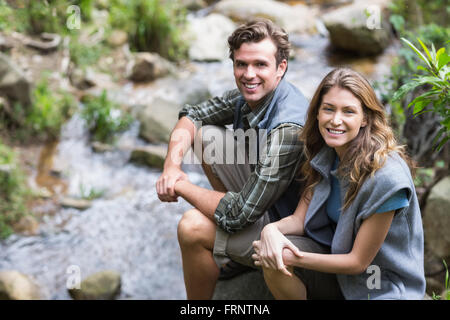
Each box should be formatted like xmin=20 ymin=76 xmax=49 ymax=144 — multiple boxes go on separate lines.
xmin=69 ymin=68 xmax=96 ymax=90
xmin=423 ymin=176 xmax=450 ymax=259
xmin=213 ymin=0 xmax=318 ymax=34
xmin=0 ymin=52 xmax=32 ymax=110
xmin=426 ymin=276 xmax=445 ymax=297
xmin=137 ymin=98 xmax=182 ymax=143
xmin=25 ymin=33 xmax=61 ymax=53
xmin=127 ymin=52 xmax=176 ymax=83
xmin=68 ymin=270 xmax=121 ymax=300
xmin=12 ymin=215 xmax=39 ymax=236
xmin=129 ymin=145 xmax=167 ymax=169
xmin=60 ymin=196 xmax=92 ymax=210
xmin=187 ymin=13 xmax=236 ymax=61
xmin=107 ymin=29 xmax=128 ymax=47
xmin=180 ymin=80 xmax=213 ymax=106
xmin=91 ymin=141 xmax=115 ymax=153
xmin=321 ymin=0 xmax=392 ymax=55
xmin=181 ymin=0 xmax=208 ymax=11
xmin=213 ymin=270 xmax=273 ymax=300
xmin=0 ymin=270 xmax=42 ymax=300
xmin=0 ymin=34 xmax=13 ymax=52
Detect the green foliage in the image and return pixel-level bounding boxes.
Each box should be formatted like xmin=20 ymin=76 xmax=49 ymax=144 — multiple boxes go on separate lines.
xmin=432 ymin=259 xmax=449 ymax=300
xmin=388 ymin=0 xmax=449 ymax=30
xmin=26 ymin=74 xmax=76 ymax=140
xmin=68 ymin=37 xmax=109 ymax=69
xmin=81 ymin=90 xmax=133 ymax=143
xmin=79 ymin=183 xmax=105 ymax=200
xmin=0 ymin=0 xmax=93 ymax=35
xmin=109 ymin=0 xmax=188 ymax=61
xmin=0 ymin=140 xmax=30 ymax=239
xmin=377 ymin=21 xmax=449 ymax=141
xmin=0 ymin=0 xmax=26 ymax=32
xmin=392 ymin=38 xmax=450 ymax=150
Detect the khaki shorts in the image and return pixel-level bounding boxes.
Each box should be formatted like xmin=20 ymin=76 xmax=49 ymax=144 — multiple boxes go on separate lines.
xmin=201 ymin=125 xmax=343 ymax=299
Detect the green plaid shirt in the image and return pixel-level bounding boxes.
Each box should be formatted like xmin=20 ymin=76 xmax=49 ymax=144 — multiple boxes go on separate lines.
xmin=179 ymin=89 xmax=304 ymax=233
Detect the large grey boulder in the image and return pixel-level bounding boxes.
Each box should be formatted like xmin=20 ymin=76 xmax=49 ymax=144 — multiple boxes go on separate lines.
xmin=129 ymin=145 xmax=167 ymax=169
xmin=213 ymin=270 xmax=274 ymax=300
xmin=0 ymin=52 xmax=32 ymax=110
xmin=321 ymin=0 xmax=392 ymax=55
xmin=423 ymin=176 xmax=450 ymax=259
xmin=136 ymin=98 xmax=181 ymax=143
xmin=187 ymin=13 xmax=236 ymax=61
xmin=0 ymin=270 xmax=42 ymax=300
xmin=127 ymin=52 xmax=176 ymax=83
xmin=213 ymin=0 xmax=318 ymax=34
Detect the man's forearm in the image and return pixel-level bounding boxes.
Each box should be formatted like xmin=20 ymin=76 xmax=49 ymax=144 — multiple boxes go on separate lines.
xmin=175 ymin=180 xmax=225 ymax=221
xmin=164 ymin=116 xmax=197 ymax=169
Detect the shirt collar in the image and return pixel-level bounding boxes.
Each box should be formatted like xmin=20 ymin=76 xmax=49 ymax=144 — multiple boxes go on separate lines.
xmin=241 ymin=90 xmax=276 ymax=129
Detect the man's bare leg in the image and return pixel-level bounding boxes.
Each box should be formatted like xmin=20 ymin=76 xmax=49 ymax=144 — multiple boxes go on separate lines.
xmin=262 ymin=266 xmax=307 ymax=300
xmin=177 ymin=208 xmax=219 ymax=299
xmin=262 ymin=248 xmax=307 ymax=300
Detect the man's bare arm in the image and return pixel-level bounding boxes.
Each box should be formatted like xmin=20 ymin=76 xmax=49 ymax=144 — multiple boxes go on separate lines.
xmin=174 ymin=180 xmax=225 ymax=221
xmin=156 ymin=116 xmax=196 ymax=202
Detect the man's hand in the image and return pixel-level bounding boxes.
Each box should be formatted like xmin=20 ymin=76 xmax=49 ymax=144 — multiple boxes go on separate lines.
xmin=156 ymin=166 xmax=189 ymax=202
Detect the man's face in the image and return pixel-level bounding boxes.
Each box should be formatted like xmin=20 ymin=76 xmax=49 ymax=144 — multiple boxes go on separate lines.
xmin=233 ymin=38 xmax=287 ymax=110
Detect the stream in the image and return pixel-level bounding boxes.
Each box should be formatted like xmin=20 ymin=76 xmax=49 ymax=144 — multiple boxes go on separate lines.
xmin=0 ymin=31 xmax=397 ymax=299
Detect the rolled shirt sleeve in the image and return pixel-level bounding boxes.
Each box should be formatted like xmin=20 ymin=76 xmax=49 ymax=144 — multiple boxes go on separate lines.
xmin=214 ymin=124 xmax=304 ymax=233
xmin=178 ymin=89 xmax=241 ymax=128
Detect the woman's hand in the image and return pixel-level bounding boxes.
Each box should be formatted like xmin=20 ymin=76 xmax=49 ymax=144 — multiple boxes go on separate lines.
xmin=252 ymin=223 xmax=303 ymax=276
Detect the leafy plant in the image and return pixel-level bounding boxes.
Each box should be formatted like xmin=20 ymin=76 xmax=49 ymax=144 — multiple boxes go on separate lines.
xmin=68 ymin=38 xmax=109 ymax=69
xmin=392 ymin=38 xmax=450 ymax=151
xmin=0 ymin=140 xmax=30 ymax=239
xmin=81 ymin=90 xmax=133 ymax=143
xmin=109 ymin=0 xmax=188 ymax=61
xmin=27 ymin=74 xmax=76 ymax=140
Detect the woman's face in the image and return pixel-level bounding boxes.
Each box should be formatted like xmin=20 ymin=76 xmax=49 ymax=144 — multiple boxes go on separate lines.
xmin=317 ymin=86 xmax=367 ymax=158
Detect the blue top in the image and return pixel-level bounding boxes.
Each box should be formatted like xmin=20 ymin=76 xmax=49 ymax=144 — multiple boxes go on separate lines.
xmin=326 ymin=157 xmax=410 ymax=224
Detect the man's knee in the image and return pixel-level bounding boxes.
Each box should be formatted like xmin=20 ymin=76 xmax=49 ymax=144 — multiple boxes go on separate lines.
xmin=262 ymin=265 xmax=294 ymax=283
xmin=177 ymin=209 xmax=214 ymax=248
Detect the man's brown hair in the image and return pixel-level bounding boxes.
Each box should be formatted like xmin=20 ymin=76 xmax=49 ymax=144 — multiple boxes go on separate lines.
xmin=227 ymin=19 xmax=291 ymax=67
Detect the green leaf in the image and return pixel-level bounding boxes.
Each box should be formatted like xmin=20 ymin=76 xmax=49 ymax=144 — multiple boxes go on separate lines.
xmin=438 ymin=52 xmax=450 ymax=71
xmin=436 ymin=47 xmax=445 ymax=61
xmin=401 ymin=38 xmax=432 ymax=70
xmin=416 ymin=65 xmax=428 ymax=73
xmin=412 ymin=99 xmax=430 ymax=114
xmin=418 ymin=38 xmax=432 ymax=61
xmin=435 ymin=135 xmax=449 ymax=152
xmin=392 ymin=81 xmax=422 ymax=101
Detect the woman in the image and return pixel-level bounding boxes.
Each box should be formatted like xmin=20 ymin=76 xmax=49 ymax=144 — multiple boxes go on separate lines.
xmin=252 ymin=67 xmax=425 ymax=300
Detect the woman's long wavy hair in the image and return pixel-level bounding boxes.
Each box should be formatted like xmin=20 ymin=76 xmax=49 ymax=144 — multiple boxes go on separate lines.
xmin=299 ymin=67 xmax=414 ymax=209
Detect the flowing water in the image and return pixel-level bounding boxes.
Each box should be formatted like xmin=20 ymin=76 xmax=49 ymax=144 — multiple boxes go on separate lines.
xmin=0 ymin=30 xmax=397 ymax=299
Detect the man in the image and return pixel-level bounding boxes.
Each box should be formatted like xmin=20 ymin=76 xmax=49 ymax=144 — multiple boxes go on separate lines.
xmin=156 ymin=19 xmax=309 ymax=299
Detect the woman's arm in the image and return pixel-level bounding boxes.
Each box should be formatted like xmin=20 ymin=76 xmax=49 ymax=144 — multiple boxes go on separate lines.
xmin=271 ymin=193 xmax=310 ymax=235
xmin=282 ymin=210 xmax=395 ymax=275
